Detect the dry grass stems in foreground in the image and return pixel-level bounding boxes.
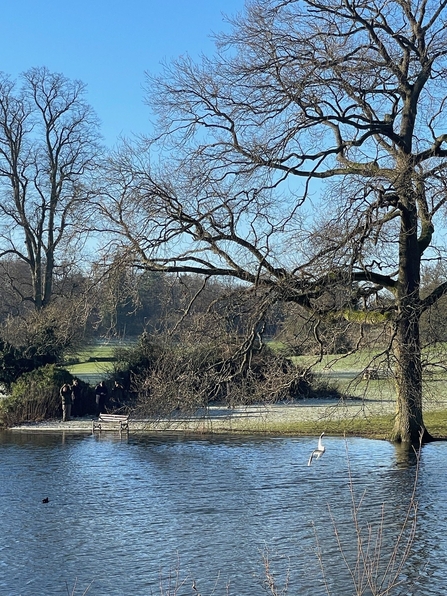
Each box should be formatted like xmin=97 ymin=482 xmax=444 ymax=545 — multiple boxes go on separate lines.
xmin=66 ymin=578 xmax=93 ymax=595
xmin=260 ymin=545 xmax=291 ymax=596
xmin=314 ymin=438 xmax=420 ymax=596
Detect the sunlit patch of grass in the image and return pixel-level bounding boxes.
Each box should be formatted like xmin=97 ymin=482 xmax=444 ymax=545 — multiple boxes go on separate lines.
xmin=65 ymin=341 xmax=136 ymax=376
xmin=69 ymin=340 xmax=136 ymax=363
xmin=291 ymin=350 xmax=386 ymax=372
xmin=65 ymin=343 xmax=124 ymax=376
xmin=241 ymin=410 xmax=447 ymax=439
xmin=424 ymin=410 xmax=447 ymax=437
xmin=66 ymin=361 xmax=115 ymax=375
xmin=74 ymin=345 xmax=117 ymax=360
xmin=229 ymin=415 xmax=396 ymax=439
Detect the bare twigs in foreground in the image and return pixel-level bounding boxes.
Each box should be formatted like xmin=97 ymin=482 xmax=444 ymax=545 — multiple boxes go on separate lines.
xmin=315 ymin=438 xmax=420 ymax=596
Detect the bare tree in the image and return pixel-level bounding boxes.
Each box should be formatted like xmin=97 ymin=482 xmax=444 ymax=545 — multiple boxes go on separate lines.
xmin=101 ymin=0 xmax=447 ymax=444
xmin=0 ymin=67 xmax=101 ymax=310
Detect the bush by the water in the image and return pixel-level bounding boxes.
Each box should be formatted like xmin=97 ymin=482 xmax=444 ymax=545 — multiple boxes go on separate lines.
xmin=0 ymin=365 xmax=93 ymax=427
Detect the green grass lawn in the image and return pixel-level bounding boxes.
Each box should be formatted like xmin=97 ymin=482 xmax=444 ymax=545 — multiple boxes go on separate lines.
xmin=67 ymin=361 xmax=115 ymax=375
xmin=73 ymin=344 xmax=118 ymax=360
xmin=65 ymin=342 xmax=130 ymax=378
xmin=292 ymin=350 xmax=391 ymax=372
xmin=289 ymin=348 xmax=447 ymax=439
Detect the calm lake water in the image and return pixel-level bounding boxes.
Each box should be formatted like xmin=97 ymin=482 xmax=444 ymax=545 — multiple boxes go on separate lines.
xmin=0 ymin=430 xmax=446 ymax=596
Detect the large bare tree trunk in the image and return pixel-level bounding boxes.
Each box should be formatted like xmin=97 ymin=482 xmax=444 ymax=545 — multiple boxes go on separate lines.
xmin=392 ymin=190 xmax=432 ymax=444
xmin=392 ymin=309 xmax=431 ymax=443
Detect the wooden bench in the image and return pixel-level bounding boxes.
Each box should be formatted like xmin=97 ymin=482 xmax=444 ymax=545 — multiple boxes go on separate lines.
xmin=92 ymin=413 xmax=129 ymax=433
xmin=362 ymin=367 xmax=392 ymax=380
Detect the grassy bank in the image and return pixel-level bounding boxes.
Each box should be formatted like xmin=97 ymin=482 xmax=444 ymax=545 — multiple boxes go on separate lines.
xmin=289 ymin=351 xmax=447 ymax=439
xmin=10 ymin=402 xmax=447 ymax=441
xmin=246 ymin=411 xmax=447 ymax=440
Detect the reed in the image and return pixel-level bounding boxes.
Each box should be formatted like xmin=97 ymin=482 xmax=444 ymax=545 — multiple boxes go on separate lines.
xmin=314 ymin=438 xmax=420 ymax=596
xmin=66 ymin=578 xmax=93 ymax=595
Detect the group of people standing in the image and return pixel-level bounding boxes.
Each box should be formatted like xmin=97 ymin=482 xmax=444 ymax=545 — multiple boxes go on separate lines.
xmin=59 ymin=379 xmax=126 ymax=421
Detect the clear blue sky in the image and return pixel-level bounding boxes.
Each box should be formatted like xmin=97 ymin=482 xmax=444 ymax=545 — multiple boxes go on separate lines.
xmin=1 ymin=0 xmax=244 ymax=146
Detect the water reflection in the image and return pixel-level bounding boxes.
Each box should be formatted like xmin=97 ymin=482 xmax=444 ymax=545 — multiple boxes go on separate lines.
xmin=0 ymin=431 xmax=445 ymax=595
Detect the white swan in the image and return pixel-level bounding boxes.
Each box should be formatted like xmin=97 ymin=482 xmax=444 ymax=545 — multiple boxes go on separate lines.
xmin=307 ymin=432 xmax=325 ymax=466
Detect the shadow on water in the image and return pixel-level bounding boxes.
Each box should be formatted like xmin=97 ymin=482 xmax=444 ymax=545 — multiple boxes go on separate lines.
xmin=0 ymin=430 xmax=446 ymax=595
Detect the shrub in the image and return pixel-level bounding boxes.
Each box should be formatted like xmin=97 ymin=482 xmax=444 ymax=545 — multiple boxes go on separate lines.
xmin=0 ymin=338 xmax=59 ymax=391
xmin=131 ymin=340 xmax=333 ymax=417
xmin=0 ymin=299 xmax=93 ymax=390
xmin=0 ymin=365 xmax=72 ymax=427
xmin=113 ymin=333 xmax=164 ymax=382
xmin=112 ymin=330 xmax=345 ymax=418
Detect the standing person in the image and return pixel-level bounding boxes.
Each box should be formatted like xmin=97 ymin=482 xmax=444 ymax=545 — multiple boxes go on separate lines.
xmin=60 ymin=383 xmax=72 ymax=422
xmin=71 ymin=378 xmax=81 ymax=417
xmin=111 ymin=380 xmax=125 ymax=410
xmin=94 ymin=381 xmax=108 ymax=415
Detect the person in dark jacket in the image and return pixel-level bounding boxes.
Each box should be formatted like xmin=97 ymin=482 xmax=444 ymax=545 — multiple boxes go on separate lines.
xmin=111 ymin=380 xmax=125 ymax=410
xmin=94 ymin=381 xmax=108 ymax=415
xmin=71 ymin=378 xmax=81 ymax=417
xmin=60 ymin=383 xmax=72 ymax=422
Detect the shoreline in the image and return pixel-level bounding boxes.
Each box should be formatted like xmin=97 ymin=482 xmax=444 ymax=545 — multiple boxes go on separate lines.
xmin=6 ymin=399 xmax=398 ymax=434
